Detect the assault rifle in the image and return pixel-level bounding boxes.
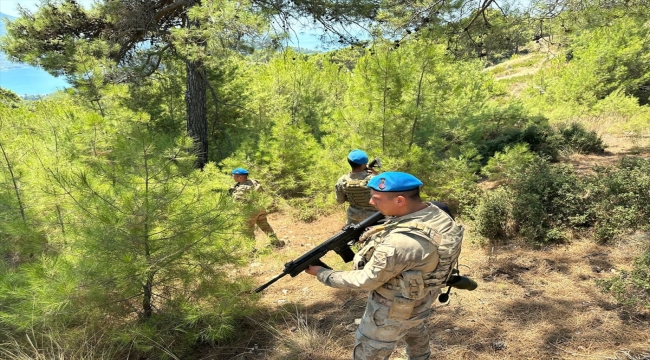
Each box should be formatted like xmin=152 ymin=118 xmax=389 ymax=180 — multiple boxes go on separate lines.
xmin=253 ymin=209 xmax=479 ymax=296
xmin=368 ymin=157 xmax=382 ymax=170
xmin=253 ymin=211 xmax=386 ymax=293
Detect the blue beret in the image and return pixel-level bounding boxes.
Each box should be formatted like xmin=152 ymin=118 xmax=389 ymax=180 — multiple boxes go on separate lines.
xmin=348 ymin=149 xmax=368 ymax=164
xmin=231 ymin=168 xmax=249 ymax=175
xmin=367 ymin=172 xmax=423 ymax=192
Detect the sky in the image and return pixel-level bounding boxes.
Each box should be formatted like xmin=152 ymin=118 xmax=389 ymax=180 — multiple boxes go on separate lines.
xmin=0 ymin=0 xmax=95 ymax=17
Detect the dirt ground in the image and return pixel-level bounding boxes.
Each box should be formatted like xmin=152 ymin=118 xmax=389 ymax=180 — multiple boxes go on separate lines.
xmin=215 ymin=136 xmax=650 ymax=360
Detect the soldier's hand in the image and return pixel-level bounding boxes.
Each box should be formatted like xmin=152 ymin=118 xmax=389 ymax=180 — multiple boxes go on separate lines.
xmin=305 ymin=265 xmax=323 ymax=276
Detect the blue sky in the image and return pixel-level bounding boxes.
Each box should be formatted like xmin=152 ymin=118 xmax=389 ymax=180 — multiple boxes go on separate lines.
xmin=0 ymin=0 xmax=95 ymax=17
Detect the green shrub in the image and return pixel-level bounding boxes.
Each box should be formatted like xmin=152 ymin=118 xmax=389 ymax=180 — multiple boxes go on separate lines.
xmin=470 ymin=187 xmax=513 ymax=241
xmin=557 ymin=122 xmax=606 ymax=154
xmin=478 ymin=122 xmax=605 ymax=164
xmin=482 ymin=143 xmax=537 ymax=181
xmin=585 ymin=157 xmax=650 ymax=244
xmin=598 ymin=248 xmax=650 ymax=309
xmin=508 ymin=159 xmax=586 ymax=244
xmin=478 ymin=124 xmax=561 ymax=163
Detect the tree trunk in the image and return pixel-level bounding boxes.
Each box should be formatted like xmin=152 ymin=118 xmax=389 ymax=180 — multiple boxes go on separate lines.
xmin=184 ymin=0 xmax=208 ymax=169
xmin=185 ymin=59 xmax=208 ymax=169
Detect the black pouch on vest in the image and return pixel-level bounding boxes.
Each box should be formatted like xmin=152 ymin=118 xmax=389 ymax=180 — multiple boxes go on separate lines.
xmin=388 ymin=296 xmax=415 ymax=320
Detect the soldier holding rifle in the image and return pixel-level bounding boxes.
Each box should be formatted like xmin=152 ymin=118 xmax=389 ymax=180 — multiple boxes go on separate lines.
xmin=306 ymin=172 xmax=465 ymax=360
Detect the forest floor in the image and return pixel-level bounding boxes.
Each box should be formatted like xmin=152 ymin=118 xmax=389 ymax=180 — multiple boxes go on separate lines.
xmin=211 ymin=135 xmax=650 ymax=360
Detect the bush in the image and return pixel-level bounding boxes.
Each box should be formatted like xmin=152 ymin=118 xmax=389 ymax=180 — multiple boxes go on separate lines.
xmin=470 ymin=187 xmax=513 ymax=242
xmin=478 ymin=124 xmax=561 ymax=163
xmin=478 ymin=122 xmax=605 ymax=164
xmin=476 ymin=158 xmax=587 ymax=245
xmin=585 ymin=157 xmax=650 ymax=244
xmin=598 ymin=248 xmax=650 ymax=309
xmin=557 ymin=122 xmax=606 ymax=155
xmin=482 ymin=143 xmax=537 ymax=181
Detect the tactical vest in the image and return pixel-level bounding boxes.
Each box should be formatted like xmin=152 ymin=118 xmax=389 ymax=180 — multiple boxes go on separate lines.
xmin=342 ymin=171 xmax=375 ymax=210
xmin=356 ymin=205 xmax=464 ymax=300
xmin=230 ymin=179 xmax=263 ymax=202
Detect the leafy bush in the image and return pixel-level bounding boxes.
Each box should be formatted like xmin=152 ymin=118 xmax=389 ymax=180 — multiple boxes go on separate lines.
xmin=470 ymin=187 xmax=513 ymax=242
xmin=482 ymin=143 xmax=537 ymax=181
xmin=473 ymin=157 xmax=587 ymax=244
xmin=556 ymin=122 xmax=606 ymax=155
xmin=585 ymin=157 xmax=650 ymax=244
xmin=598 ymin=248 xmax=650 ymax=309
xmin=478 ymin=124 xmax=562 ymax=162
xmin=478 ymin=122 xmax=605 ymax=165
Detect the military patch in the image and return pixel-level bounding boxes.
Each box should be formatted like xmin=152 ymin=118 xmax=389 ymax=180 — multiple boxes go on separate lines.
xmin=378 ymin=178 xmax=386 ymax=190
xmin=370 ymin=246 xmax=395 ymax=272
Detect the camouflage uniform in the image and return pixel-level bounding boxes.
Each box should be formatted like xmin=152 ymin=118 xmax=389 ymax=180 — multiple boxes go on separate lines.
xmin=229 ymin=179 xmax=283 ymax=246
xmin=316 ymin=203 xmax=462 ymax=360
xmin=335 ymin=170 xmax=377 ymax=225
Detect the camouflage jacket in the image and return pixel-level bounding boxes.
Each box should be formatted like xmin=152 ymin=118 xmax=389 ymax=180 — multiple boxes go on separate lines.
xmin=316 ymin=203 xmax=461 ymax=301
xmin=228 ymin=179 xmax=263 ymax=202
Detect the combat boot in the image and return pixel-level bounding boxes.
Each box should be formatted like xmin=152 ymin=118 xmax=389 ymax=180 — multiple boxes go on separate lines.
xmin=268 ymin=234 xmax=285 ymax=248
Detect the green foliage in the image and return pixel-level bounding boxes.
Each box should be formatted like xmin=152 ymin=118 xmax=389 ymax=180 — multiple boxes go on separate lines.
xmin=0 ymin=97 xmax=257 ymax=358
xmin=478 ymin=123 xmax=561 ymax=162
xmin=479 ymin=157 xmax=585 ymax=244
xmin=524 ymin=16 xmax=650 ymax=120
xmin=556 ymin=122 xmax=605 ymax=154
xmin=482 ymin=143 xmax=537 ymax=181
xmin=477 ymin=122 xmax=605 ymax=164
xmin=0 ymin=88 xmax=21 ymax=104
xmin=585 ymin=157 xmax=650 ymax=244
xmin=470 ymin=187 xmax=513 ymax=241
xmin=598 ymin=247 xmax=650 ymax=309
xmin=474 ymin=152 xmax=650 ymax=248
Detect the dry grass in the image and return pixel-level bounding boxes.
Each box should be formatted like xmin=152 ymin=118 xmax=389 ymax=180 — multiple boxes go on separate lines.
xmin=0 ymin=328 xmax=123 ymax=360
xmin=216 ymin=216 xmax=650 ymax=359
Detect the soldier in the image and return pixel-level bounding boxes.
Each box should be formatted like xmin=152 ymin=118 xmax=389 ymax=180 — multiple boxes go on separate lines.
xmin=306 ymin=172 xmax=465 ymax=360
xmin=229 ymin=168 xmax=285 ymax=248
xmin=335 ymin=149 xmax=379 ymax=225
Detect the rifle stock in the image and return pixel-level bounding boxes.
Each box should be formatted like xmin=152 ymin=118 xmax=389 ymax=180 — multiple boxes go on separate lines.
xmin=253 ymin=211 xmax=385 ymax=293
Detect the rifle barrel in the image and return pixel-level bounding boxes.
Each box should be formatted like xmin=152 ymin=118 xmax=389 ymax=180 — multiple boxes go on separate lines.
xmin=253 ymin=272 xmax=288 ymax=293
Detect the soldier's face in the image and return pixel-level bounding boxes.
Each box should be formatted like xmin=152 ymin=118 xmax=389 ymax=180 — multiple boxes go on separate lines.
xmin=233 ymin=174 xmax=246 ymax=183
xmin=369 ymin=190 xmax=401 ymax=216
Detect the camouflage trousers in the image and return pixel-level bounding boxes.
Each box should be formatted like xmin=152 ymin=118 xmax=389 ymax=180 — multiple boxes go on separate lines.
xmin=246 ymin=208 xmax=276 ymax=238
xmin=353 ymin=291 xmax=435 ymax=360
xmin=346 ymin=206 xmax=378 ymax=225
